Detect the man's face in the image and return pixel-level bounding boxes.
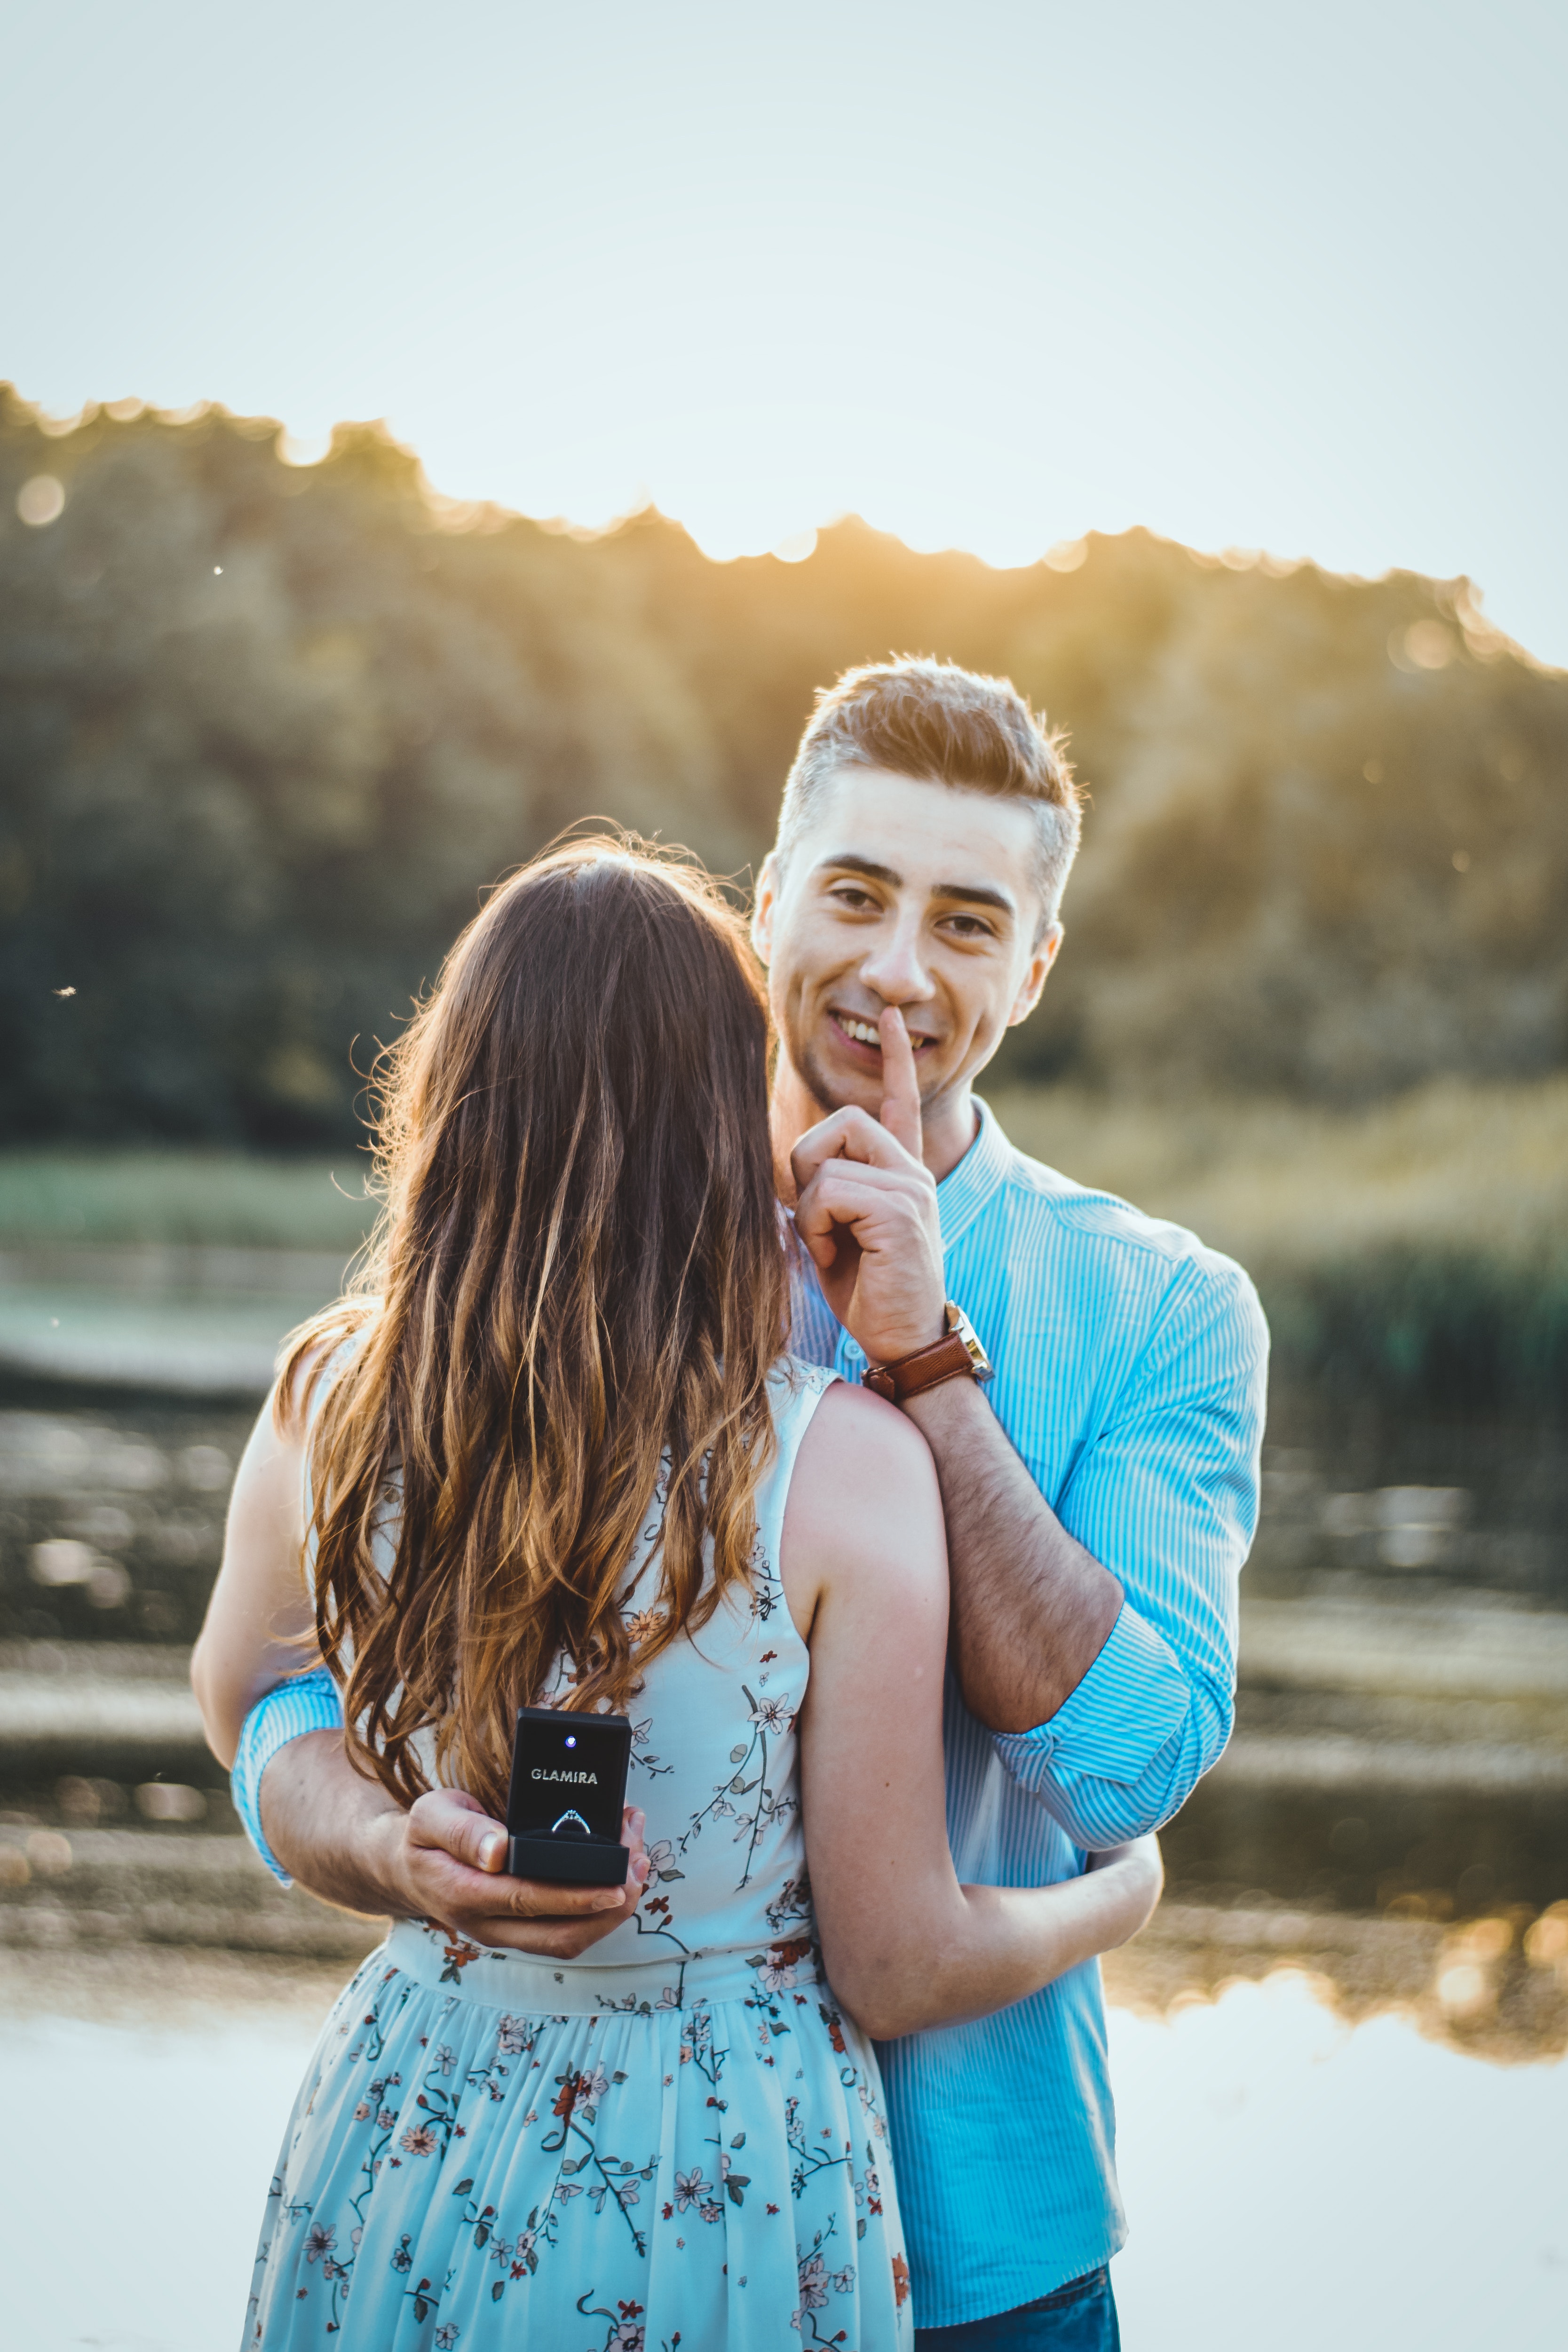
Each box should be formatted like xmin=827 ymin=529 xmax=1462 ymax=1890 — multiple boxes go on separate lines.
xmin=752 ymin=764 xmax=1061 ymax=1133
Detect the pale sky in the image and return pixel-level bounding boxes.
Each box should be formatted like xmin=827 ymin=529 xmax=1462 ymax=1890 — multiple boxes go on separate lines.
xmin=7 ymin=0 xmax=1566 ymax=661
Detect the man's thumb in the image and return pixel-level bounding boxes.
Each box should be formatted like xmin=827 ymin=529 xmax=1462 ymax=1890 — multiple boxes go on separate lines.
xmin=413 ymin=1786 xmax=509 ymax=1873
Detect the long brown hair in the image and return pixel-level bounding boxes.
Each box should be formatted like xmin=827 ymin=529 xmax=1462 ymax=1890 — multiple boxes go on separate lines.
xmin=280 ymin=836 xmax=788 ymax=1816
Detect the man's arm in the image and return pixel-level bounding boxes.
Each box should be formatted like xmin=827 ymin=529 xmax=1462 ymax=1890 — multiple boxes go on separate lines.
xmin=903 ymin=1375 xmax=1123 ymax=1728
xmin=790 ymin=1012 xmax=1267 ymax=1845
xmin=911 ymin=1262 xmax=1267 ymax=1843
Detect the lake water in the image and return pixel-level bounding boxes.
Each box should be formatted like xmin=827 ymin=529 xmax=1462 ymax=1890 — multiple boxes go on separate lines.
xmin=1 ymin=1963 xmax=1562 ymax=2350
xmin=7 ymin=1371 xmax=1565 ymax=1922
xmin=1 ymin=1333 xmax=1565 ymax=2347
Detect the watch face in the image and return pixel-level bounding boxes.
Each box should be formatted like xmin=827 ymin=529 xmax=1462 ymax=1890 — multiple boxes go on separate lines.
xmin=948 ymin=1303 xmax=995 ymax=1382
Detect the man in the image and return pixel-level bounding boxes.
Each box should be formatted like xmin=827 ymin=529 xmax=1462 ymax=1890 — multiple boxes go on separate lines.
xmin=218 ymin=657 xmax=1267 ymax=2346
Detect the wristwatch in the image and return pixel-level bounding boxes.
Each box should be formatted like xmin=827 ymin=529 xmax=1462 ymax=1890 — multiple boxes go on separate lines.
xmin=863 ymin=1302 xmax=994 ymax=1403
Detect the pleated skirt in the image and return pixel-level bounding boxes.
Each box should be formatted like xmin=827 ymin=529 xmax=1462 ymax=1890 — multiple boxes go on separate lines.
xmin=245 ymin=1919 xmax=913 ymax=2352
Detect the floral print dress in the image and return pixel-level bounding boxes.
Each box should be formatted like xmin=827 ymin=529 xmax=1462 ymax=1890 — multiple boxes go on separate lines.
xmin=245 ymin=1359 xmax=912 ymax=2352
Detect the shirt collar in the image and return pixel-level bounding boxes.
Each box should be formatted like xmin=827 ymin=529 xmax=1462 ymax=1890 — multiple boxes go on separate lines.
xmin=935 ymin=1094 xmax=1011 ymax=1251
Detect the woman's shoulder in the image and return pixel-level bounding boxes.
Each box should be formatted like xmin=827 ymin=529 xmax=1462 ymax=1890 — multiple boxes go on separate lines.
xmin=278 ymin=1300 xmax=381 ymax=1434
xmin=779 ymin=1372 xmax=942 ymax=1597
xmin=802 ymin=1377 xmax=934 ymax=1487
xmin=766 ymin=1354 xmax=930 ymax=1483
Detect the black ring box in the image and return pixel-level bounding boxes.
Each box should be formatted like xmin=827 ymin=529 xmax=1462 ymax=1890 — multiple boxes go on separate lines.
xmin=507 ymin=1829 xmax=630 ymax=1887
xmin=507 ymin=1703 xmax=633 ymax=1886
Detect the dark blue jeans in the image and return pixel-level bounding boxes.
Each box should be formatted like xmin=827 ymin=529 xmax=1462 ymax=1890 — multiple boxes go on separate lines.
xmin=914 ymin=2264 xmax=1119 ymax=2351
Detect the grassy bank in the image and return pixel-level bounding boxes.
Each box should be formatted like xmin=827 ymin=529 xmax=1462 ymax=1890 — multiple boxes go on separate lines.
xmin=994 ymin=1076 xmax=1568 ymax=1407
xmin=0 ymin=1152 xmax=376 ymax=1252
xmin=4 ymin=1078 xmax=1567 ymax=1406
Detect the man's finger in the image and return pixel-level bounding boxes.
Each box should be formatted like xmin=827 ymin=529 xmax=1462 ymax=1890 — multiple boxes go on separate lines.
xmin=413 ymin=1793 xmax=650 ymax=1916
xmin=878 ymin=1006 xmax=923 ymax=1159
xmin=408 ymin=1835 xmax=620 ymax=1920
xmin=791 ymin=1103 xmax=923 ymax=1192
xmin=443 ymin=1865 xmax=621 ymax=1918
xmin=793 ymin=1163 xmax=929 ymax=1240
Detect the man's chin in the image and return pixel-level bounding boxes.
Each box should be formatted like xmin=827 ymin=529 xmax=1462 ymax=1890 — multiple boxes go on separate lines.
xmin=791 ymin=1044 xmax=883 ymax=1120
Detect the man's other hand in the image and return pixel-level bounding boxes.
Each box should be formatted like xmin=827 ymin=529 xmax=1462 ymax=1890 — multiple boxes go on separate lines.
xmin=790 ymin=1007 xmax=946 ymax=1364
xmin=382 ymin=1790 xmax=651 ymax=1960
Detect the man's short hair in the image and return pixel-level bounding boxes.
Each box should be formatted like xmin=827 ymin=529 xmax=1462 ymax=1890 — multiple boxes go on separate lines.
xmin=774 ymin=656 xmax=1081 ymax=935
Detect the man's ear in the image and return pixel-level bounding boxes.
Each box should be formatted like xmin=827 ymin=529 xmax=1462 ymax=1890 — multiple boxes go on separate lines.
xmin=1006 ymin=923 xmax=1062 ymax=1028
xmin=752 ymin=853 xmax=782 ymax=966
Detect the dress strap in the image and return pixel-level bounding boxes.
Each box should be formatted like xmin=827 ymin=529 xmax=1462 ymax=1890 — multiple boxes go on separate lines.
xmin=752 ymin=1359 xmax=839 ymax=1575
xmin=300 ymin=1329 xmax=370 ymax=1588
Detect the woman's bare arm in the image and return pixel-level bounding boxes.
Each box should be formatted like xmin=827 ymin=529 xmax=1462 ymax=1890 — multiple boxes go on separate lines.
xmin=190 ymin=1384 xmax=317 ymax=1766
xmin=785 ymin=1382 xmax=1161 ymax=2042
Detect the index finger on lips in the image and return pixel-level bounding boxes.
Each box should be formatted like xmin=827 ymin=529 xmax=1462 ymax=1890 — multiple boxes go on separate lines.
xmin=878 ymin=1007 xmax=924 ymax=1158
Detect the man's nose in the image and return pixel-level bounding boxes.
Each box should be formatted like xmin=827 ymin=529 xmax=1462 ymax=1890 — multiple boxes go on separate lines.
xmin=859 ymin=920 xmax=933 ymax=1008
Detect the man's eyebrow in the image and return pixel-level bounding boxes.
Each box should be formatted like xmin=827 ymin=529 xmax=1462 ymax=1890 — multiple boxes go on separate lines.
xmin=812 ymin=853 xmax=903 ymax=888
xmin=934 ymin=881 xmax=1016 ymax=919
xmin=814 ymin=853 xmax=1017 ymax=922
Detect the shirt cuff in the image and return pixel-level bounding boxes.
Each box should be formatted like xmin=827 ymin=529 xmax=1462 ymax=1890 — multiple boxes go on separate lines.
xmin=997 ymin=1601 xmax=1194 ymax=1786
xmin=230 ymin=1667 xmax=344 ymax=1886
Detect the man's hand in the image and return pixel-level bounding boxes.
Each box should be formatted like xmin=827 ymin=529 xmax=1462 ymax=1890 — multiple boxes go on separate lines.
xmin=790 ymin=1008 xmax=946 ymax=1364
xmin=376 ymin=1792 xmax=652 ymax=1961
xmin=260 ymin=1732 xmax=655 ymax=1962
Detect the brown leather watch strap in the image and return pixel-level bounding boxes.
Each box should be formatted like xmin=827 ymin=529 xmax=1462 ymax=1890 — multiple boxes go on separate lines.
xmin=863 ymin=1329 xmax=978 ymax=1403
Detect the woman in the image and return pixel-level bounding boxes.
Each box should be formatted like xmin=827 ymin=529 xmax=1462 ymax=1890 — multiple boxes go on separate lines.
xmin=194 ymin=840 xmax=1159 ymax=2351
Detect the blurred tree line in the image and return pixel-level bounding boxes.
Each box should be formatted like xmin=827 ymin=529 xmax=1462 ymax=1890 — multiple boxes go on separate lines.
xmin=3 ymin=387 xmax=1565 ymax=1145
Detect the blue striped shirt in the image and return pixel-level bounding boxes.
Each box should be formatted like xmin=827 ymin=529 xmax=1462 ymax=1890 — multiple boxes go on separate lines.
xmin=230 ymin=1096 xmax=1267 ymax=2325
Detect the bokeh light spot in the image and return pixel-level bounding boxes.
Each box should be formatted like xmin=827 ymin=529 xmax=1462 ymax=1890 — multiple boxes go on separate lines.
xmin=17 ymin=475 xmax=65 ymax=527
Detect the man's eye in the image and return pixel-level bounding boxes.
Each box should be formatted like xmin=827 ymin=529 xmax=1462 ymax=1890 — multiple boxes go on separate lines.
xmin=832 ymin=887 xmax=875 ymax=910
xmin=943 ymin=915 xmax=993 ymax=939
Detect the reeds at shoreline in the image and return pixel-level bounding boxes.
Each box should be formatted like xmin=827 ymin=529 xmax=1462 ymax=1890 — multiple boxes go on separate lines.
xmin=996 ymin=1076 xmax=1568 ymax=1407
xmin=4 ymin=1075 xmax=1566 ymax=1406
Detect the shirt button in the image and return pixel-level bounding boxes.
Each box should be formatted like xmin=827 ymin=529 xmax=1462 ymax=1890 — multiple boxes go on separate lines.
xmin=843 ymin=1341 xmax=863 ymax=1364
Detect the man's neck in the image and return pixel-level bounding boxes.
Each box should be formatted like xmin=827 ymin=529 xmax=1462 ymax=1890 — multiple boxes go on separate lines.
xmin=770 ymin=1059 xmax=980 ymax=1201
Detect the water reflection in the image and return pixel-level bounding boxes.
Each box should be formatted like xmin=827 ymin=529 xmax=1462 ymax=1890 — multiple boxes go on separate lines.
xmin=1109 ymin=1973 xmax=1568 ymax=2351
xmin=1104 ymin=1898 xmax=1568 ymax=2066
xmin=1 ymin=1371 xmax=1566 ymax=2063
xmin=2 ymin=1949 xmax=1562 ymax=2352
xmin=0 ymin=1385 xmax=254 ymax=1647
xmin=1255 ymin=1381 xmax=1568 ymax=1607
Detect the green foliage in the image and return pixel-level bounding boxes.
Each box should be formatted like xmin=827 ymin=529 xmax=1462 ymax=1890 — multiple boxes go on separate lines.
xmin=3 ymin=387 xmax=1566 ymax=1142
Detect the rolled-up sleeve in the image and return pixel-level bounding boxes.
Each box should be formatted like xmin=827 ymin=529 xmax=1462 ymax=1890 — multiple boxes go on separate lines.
xmin=231 ymin=1667 xmax=345 ymax=1885
xmin=993 ymin=1255 xmax=1268 ymax=1846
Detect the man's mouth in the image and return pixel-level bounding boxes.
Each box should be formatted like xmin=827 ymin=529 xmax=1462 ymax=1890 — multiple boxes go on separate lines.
xmin=830 ymin=1010 xmax=935 ymax=1056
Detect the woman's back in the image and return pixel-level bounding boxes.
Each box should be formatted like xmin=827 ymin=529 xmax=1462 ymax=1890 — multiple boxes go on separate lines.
xmin=381 ymin=1358 xmax=839 ymax=1996
xmin=499 ymin=1359 xmax=827 ymax=1991
xmin=245 ymin=1359 xmax=915 ymax=2350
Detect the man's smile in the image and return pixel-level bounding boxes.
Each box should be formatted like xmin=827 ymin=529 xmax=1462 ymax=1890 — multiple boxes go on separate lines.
xmin=828 ymin=1007 xmax=939 ymax=1062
